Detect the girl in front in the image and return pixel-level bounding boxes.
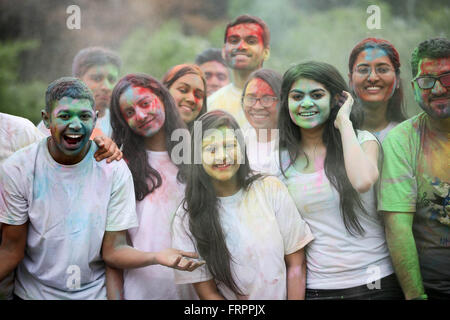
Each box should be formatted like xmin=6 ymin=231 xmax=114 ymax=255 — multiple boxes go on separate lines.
xmin=278 ymin=61 xmax=403 ymax=299
xmin=109 ymin=73 xmax=201 ymax=299
xmin=171 ymin=110 xmax=313 ymax=300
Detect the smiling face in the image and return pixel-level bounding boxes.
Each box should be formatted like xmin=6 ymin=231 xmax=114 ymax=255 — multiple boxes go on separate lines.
xmin=222 ymin=23 xmax=269 ymax=71
xmin=168 ymin=73 xmax=205 ymax=124
xmin=199 ymin=61 xmax=230 ymax=96
xmin=119 ymin=86 xmax=165 ymax=137
xmin=201 ymin=126 xmax=241 ymax=184
xmin=45 ymin=96 xmax=96 ymax=163
xmin=412 ymin=57 xmax=450 ymax=119
xmin=243 ymin=78 xmax=278 ymax=130
xmin=288 ymin=78 xmax=331 ymax=130
xmin=350 ymin=48 xmax=397 ymax=104
xmin=80 ymin=64 xmax=119 ymax=114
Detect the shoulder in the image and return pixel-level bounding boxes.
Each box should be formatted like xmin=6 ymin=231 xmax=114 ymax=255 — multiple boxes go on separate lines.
xmin=2 ymin=140 xmax=41 ymax=167
xmin=248 ymin=175 xmax=288 ymax=195
xmin=382 ymin=114 xmax=423 ymax=148
xmin=96 ymin=157 xmax=132 ymax=179
xmin=0 ymin=140 xmax=42 ymax=183
xmin=356 ymin=129 xmax=378 ymax=144
xmin=207 ymin=84 xmax=239 ymax=107
xmin=0 ymin=113 xmax=44 ymax=144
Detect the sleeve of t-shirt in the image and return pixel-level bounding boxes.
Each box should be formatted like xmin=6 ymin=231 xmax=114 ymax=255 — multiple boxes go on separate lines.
xmin=0 ymin=159 xmax=29 ymax=225
xmin=266 ymin=177 xmax=314 ymax=255
xmin=171 ymin=204 xmax=213 ymax=285
xmin=377 ymin=126 xmax=417 ymax=213
xmin=105 ymin=161 xmax=139 ymax=231
xmin=357 ymin=129 xmax=379 ymax=145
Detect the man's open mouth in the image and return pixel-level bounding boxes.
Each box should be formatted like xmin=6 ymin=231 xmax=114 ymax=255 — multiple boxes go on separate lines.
xmin=63 ymin=134 xmax=83 ymax=145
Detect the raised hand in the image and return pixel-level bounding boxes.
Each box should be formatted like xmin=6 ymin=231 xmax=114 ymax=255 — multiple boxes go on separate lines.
xmin=334 ymin=91 xmax=354 ymax=129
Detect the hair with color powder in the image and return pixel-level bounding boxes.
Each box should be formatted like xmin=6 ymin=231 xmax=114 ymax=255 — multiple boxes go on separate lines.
xmin=348 ymin=38 xmax=407 ymax=123
xmin=183 ymin=110 xmax=261 ymax=296
xmin=195 ymin=48 xmax=227 ymax=67
xmin=110 ymin=73 xmax=187 ymax=201
xmin=241 ymin=68 xmax=282 ymax=107
xmin=279 ymin=61 xmax=367 ymax=236
xmin=224 ymin=14 xmax=270 ymax=48
xmin=410 ymin=37 xmax=450 ymax=77
xmin=45 ymin=77 xmax=94 ymax=113
xmin=72 ymin=46 xmax=122 ymax=78
xmin=162 ymin=64 xmax=207 ymax=127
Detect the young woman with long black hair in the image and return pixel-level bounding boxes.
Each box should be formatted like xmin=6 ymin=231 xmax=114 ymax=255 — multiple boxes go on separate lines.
xmin=278 ymin=61 xmax=403 ymax=299
xmin=171 ymin=110 xmax=313 ymax=300
xmin=108 ymin=73 xmax=203 ymax=300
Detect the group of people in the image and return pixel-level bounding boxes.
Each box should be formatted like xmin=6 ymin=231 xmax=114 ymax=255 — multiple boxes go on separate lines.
xmin=0 ymin=14 xmax=448 ymax=300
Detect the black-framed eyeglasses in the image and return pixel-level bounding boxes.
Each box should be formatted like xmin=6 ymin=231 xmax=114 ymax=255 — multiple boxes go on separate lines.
xmin=413 ymin=72 xmax=450 ymax=90
xmin=243 ymin=95 xmax=278 ymax=108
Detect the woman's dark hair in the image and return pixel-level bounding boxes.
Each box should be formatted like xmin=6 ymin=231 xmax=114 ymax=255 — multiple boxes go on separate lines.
xmin=241 ymin=68 xmax=282 ymax=106
xmin=278 ymin=61 xmax=367 ymax=236
xmin=162 ymin=64 xmax=207 ymax=128
xmin=348 ymin=38 xmax=407 ymax=123
xmin=183 ymin=110 xmax=261 ymax=296
xmin=110 ymin=73 xmax=187 ymax=201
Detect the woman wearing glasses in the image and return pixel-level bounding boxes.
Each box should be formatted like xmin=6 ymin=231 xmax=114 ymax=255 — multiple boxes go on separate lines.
xmin=241 ymin=69 xmax=283 ymax=175
xmin=348 ymin=38 xmax=408 ymax=142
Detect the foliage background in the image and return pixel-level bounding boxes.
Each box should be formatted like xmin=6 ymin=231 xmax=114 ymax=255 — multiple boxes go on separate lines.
xmin=0 ymin=0 xmax=448 ymax=124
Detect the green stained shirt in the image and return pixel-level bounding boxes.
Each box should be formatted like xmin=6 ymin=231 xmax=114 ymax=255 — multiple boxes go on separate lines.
xmin=378 ymin=112 xmax=450 ymax=294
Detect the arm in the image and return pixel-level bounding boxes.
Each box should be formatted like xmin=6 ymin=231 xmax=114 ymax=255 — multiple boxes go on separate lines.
xmin=193 ymin=280 xmax=226 ymax=300
xmin=285 ymin=248 xmax=306 ymax=300
xmin=102 ymin=230 xmax=205 ymax=270
xmin=93 ymin=136 xmax=123 ymax=163
xmin=334 ymin=92 xmax=379 ymax=193
xmin=0 ymin=223 xmax=27 ymax=280
xmin=383 ymin=211 xmax=426 ymax=300
xmin=106 ymin=266 xmax=124 ymax=300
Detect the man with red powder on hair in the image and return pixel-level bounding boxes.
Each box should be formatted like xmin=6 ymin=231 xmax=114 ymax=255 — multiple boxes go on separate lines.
xmin=207 ymin=15 xmax=271 ymax=130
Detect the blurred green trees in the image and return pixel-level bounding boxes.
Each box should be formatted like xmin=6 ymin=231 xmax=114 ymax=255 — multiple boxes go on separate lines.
xmin=1 ymin=0 xmax=448 ymax=122
xmin=0 ymin=40 xmax=47 ymax=124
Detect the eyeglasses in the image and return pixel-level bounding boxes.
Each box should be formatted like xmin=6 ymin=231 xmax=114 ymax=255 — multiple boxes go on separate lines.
xmin=413 ymin=72 xmax=450 ymax=90
xmin=354 ymin=65 xmax=394 ymax=77
xmin=243 ymin=95 xmax=278 ymax=108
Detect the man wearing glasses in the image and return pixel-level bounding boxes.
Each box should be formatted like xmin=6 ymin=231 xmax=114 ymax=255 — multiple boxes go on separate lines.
xmin=378 ymin=38 xmax=450 ymax=300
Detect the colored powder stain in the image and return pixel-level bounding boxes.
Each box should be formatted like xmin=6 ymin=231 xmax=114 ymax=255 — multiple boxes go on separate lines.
xmin=363 ymin=48 xmax=388 ymax=62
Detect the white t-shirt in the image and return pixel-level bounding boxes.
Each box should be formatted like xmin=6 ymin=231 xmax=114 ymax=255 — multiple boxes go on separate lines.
xmin=0 ymin=113 xmax=45 ymax=300
xmin=244 ymin=128 xmax=280 ymax=175
xmin=280 ymin=130 xmax=394 ymax=289
xmin=207 ymin=83 xmax=251 ymax=130
xmin=37 ymin=108 xmax=113 ymax=138
xmin=0 ymin=139 xmax=138 ymax=300
xmin=172 ymin=176 xmax=314 ymax=300
xmin=123 ymin=150 xmax=197 ymax=300
xmin=0 ymin=113 xmax=45 ymax=163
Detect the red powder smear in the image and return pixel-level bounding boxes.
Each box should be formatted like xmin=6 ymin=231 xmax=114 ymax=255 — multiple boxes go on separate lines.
xmin=419 ymin=58 xmax=450 ymax=75
xmin=250 ymin=78 xmax=274 ymax=96
xmin=226 ymin=23 xmax=264 ymax=46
